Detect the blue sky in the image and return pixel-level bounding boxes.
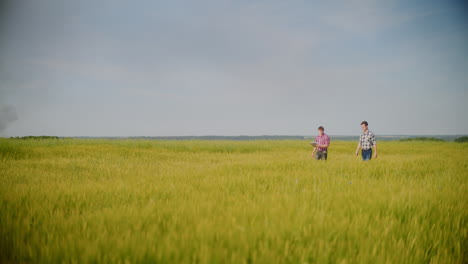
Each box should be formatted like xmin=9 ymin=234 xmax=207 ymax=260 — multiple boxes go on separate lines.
xmin=0 ymin=0 xmax=467 ymax=136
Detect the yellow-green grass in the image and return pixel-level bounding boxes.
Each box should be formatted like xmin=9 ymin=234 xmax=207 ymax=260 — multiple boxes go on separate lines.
xmin=0 ymin=139 xmax=467 ymax=263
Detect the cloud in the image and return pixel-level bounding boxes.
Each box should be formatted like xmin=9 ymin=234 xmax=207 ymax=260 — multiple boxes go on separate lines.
xmin=0 ymin=105 xmax=18 ymax=133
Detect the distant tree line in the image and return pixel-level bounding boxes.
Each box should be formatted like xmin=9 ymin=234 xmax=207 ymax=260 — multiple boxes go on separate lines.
xmin=129 ymin=135 xmax=306 ymax=141
xmin=454 ymin=136 xmax=468 ymax=143
xmin=10 ymin=136 xmax=59 ymax=140
xmin=399 ymin=137 xmax=445 ymax=142
xmin=399 ymin=136 xmax=468 ymax=143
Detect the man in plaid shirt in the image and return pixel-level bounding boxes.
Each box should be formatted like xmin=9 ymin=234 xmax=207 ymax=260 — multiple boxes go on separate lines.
xmin=312 ymin=126 xmax=330 ymax=160
xmin=355 ymin=121 xmax=377 ymax=161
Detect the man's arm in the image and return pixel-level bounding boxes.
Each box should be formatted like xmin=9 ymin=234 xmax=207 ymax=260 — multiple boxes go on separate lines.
xmin=355 ymin=142 xmax=361 ymax=156
xmin=322 ymin=136 xmax=330 ymax=148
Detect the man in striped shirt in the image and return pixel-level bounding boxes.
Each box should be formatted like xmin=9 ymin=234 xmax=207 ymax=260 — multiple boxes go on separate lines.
xmin=312 ymin=126 xmax=330 ymax=160
xmin=355 ymin=121 xmax=377 ymax=161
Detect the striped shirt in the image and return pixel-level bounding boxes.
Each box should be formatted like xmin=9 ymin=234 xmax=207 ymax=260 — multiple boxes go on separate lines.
xmin=359 ymin=130 xmax=376 ymax=150
xmin=315 ymin=133 xmax=330 ymax=151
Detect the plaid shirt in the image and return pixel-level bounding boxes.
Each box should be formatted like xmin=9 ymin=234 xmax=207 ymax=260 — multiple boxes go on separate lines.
xmin=359 ymin=130 xmax=376 ymax=150
xmin=315 ymin=133 xmax=330 ymax=151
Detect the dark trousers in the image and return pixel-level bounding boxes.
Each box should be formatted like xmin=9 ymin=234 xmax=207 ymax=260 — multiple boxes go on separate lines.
xmin=315 ymin=150 xmax=328 ymax=160
xmin=362 ymin=149 xmax=372 ymax=161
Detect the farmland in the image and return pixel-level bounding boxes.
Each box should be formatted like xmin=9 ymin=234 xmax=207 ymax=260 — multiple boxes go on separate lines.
xmin=0 ymin=139 xmax=467 ymax=263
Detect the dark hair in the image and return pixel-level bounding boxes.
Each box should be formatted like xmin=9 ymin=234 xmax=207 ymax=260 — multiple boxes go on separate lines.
xmin=361 ymin=121 xmax=368 ymax=126
xmin=318 ymin=126 xmax=324 ymax=131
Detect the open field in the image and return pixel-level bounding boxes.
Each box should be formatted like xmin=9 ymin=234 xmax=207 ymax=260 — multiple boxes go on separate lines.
xmin=0 ymin=139 xmax=467 ymax=263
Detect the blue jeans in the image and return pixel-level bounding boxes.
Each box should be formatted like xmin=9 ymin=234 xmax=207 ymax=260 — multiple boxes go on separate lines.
xmin=362 ymin=149 xmax=372 ymax=161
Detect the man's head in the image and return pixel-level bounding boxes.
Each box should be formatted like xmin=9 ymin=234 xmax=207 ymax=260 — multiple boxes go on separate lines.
xmin=318 ymin=126 xmax=324 ymax=135
xmin=361 ymin=121 xmax=368 ymax=132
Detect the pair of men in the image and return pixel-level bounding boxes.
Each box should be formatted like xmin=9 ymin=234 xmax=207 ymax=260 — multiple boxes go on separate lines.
xmin=312 ymin=121 xmax=377 ymax=161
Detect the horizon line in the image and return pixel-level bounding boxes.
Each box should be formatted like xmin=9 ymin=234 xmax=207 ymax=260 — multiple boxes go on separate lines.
xmin=4 ymin=134 xmax=468 ymax=138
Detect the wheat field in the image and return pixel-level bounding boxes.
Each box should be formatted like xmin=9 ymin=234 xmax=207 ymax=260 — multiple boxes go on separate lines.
xmin=0 ymin=139 xmax=467 ymax=263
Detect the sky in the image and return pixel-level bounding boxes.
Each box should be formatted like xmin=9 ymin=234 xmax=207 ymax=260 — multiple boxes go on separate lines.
xmin=0 ymin=0 xmax=467 ymax=137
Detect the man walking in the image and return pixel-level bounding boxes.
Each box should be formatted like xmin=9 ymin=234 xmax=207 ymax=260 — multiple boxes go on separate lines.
xmin=355 ymin=121 xmax=377 ymax=161
xmin=312 ymin=126 xmax=330 ymax=160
